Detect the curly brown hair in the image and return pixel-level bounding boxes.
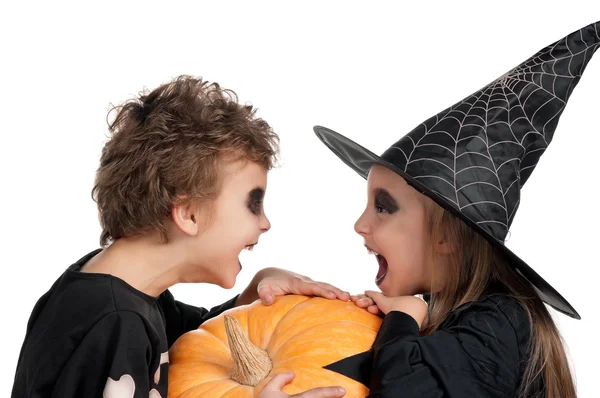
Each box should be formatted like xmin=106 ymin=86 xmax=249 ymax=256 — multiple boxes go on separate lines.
xmin=92 ymin=75 xmax=280 ymax=247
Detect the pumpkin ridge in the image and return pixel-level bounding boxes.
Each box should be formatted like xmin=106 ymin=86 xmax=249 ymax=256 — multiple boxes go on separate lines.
xmin=266 ymin=302 xmax=380 ymax=354
xmin=170 ymin=358 xmax=231 ymax=370
xmin=199 ymin=327 xmax=231 ymax=354
xmin=176 ymin=379 xmax=239 ymax=397
xmin=169 ymin=329 xmax=233 ymax=368
xmin=276 ymin=320 xmax=379 ymax=350
xmin=260 ymin=296 xmax=312 ymax=348
xmin=199 ymin=307 xmax=251 ymax=355
xmin=215 ymin=382 xmax=239 ymax=397
xmin=270 ymin=320 xmax=378 ymax=362
xmin=181 ymin=375 xmax=233 ymax=390
xmin=188 ymin=358 xmax=231 ymax=367
xmin=220 ymin=385 xmax=255 ymax=398
xmin=168 ymin=361 xmax=234 ymax=396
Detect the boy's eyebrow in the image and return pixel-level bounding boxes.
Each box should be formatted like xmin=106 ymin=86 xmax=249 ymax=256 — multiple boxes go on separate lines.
xmin=248 ymin=188 xmax=265 ymax=201
xmin=374 ymin=188 xmax=399 ymax=212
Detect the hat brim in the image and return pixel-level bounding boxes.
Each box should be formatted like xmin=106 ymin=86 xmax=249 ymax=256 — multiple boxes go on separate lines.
xmin=314 ymin=125 xmax=580 ymax=319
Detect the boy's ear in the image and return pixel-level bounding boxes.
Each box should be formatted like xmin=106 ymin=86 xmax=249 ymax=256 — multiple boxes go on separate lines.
xmin=171 ymin=199 xmax=200 ymax=236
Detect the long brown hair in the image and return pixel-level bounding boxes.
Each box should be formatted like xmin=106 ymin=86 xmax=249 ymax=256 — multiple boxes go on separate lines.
xmin=422 ymin=199 xmax=576 ymax=398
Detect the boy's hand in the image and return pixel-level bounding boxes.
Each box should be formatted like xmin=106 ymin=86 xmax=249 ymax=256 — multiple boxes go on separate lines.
xmin=236 ymin=267 xmax=350 ymax=306
xmin=257 ymin=370 xmax=346 ymax=398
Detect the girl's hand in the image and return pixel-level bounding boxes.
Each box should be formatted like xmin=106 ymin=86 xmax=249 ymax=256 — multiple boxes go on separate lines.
xmin=364 ymin=290 xmax=429 ymax=329
xmin=257 ymin=370 xmax=346 ymax=398
xmin=350 ymin=294 xmax=381 ymax=315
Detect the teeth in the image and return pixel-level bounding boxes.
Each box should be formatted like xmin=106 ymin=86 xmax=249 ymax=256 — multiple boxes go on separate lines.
xmin=376 ymin=268 xmax=388 ymax=285
xmin=245 ymin=245 xmax=254 ymax=251
xmin=367 ymin=248 xmax=380 ymax=256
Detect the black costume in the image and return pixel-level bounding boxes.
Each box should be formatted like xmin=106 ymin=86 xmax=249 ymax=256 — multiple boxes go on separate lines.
xmin=317 ymin=21 xmax=599 ymax=396
xmin=11 ymin=249 xmax=238 ymax=397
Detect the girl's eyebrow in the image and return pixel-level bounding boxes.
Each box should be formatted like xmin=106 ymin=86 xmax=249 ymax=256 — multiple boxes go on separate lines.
xmin=374 ymin=188 xmax=399 ymax=212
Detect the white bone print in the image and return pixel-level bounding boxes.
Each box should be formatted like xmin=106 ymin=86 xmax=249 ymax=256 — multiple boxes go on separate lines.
xmin=149 ymin=389 xmax=162 ymax=398
xmin=153 ymin=351 xmax=170 ymax=385
xmin=103 ymin=372 xmax=165 ymax=398
xmin=103 ymin=374 xmax=135 ymax=398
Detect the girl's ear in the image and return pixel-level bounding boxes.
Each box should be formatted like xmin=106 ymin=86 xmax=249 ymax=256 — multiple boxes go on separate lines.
xmin=436 ymin=237 xmax=455 ymax=255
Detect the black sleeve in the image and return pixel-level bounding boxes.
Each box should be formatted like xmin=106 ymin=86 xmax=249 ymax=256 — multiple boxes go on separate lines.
xmin=368 ymin=297 xmax=526 ymax=397
xmin=51 ymin=311 xmax=154 ymax=398
xmin=159 ymin=290 xmax=240 ymax=347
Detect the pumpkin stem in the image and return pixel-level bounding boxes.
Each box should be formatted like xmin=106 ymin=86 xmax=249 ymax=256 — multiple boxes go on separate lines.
xmin=224 ymin=315 xmax=273 ymax=386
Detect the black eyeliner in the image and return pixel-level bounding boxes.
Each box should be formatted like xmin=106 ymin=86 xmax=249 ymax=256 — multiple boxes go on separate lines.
xmin=247 ymin=188 xmax=265 ymax=215
xmin=374 ymin=188 xmax=399 ymax=213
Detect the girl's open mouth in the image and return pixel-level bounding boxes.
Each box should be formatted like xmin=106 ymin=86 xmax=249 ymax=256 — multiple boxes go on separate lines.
xmin=375 ymin=254 xmax=388 ymax=285
xmin=366 ymin=245 xmax=388 ymax=285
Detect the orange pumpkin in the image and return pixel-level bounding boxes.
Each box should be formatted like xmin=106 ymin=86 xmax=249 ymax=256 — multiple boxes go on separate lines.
xmin=168 ymin=295 xmax=382 ymax=397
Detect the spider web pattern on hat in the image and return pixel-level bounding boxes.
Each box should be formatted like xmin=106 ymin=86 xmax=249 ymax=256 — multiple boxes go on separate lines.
xmin=314 ymin=21 xmax=599 ymax=319
xmin=381 ymin=22 xmax=600 ymax=243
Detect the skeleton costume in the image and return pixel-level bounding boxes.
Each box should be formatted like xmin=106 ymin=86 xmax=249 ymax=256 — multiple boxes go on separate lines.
xmin=11 ymin=249 xmax=238 ymax=397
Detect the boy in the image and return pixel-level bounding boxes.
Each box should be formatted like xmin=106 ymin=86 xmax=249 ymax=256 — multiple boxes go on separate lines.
xmin=11 ymin=76 xmax=348 ymax=398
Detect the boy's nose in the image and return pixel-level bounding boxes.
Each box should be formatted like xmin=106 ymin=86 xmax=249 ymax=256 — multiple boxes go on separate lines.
xmin=260 ymin=214 xmax=271 ymax=232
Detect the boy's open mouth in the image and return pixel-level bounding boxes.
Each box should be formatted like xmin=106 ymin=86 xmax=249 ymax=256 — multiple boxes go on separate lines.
xmin=244 ymin=242 xmax=258 ymax=251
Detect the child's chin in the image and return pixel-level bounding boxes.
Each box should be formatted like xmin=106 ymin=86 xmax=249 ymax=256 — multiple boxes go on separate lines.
xmin=221 ymin=277 xmax=237 ymax=289
xmin=218 ymin=266 xmax=240 ymax=289
xmin=378 ymin=278 xmax=413 ymax=297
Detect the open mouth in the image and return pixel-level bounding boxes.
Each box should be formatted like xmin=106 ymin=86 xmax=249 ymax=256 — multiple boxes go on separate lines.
xmin=244 ymin=242 xmax=258 ymax=251
xmin=365 ymin=245 xmax=388 ymax=285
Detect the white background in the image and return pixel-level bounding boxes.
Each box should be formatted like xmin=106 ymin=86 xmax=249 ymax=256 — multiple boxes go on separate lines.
xmin=1 ymin=1 xmax=599 ymax=396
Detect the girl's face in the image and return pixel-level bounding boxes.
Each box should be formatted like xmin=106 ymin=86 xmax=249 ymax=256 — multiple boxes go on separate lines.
xmin=354 ymin=164 xmax=433 ymax=297
xmin=179 ymin=159 xmax=271 ymax=288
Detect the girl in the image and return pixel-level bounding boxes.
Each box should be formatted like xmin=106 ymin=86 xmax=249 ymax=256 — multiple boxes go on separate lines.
xmin=316 ymin=21 xmax=599 ymax=397
xmin=11 ymin=76 xmax=348 ymax=398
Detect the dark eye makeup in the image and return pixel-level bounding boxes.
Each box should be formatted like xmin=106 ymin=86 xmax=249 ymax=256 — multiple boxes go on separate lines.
xmin=374 ymin=188 xmax=399 ymax=214
xmin=247 ymin=188 xmax=265 ymax=215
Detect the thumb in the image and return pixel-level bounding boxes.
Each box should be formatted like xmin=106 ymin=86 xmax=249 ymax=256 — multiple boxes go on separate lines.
xmin=257 ymin=283 xmax=277 ymax=305
xmin=364 ymin=290 xmax=389 ymax=314
xmin=263 ymin=370 xmax=295 ymax=391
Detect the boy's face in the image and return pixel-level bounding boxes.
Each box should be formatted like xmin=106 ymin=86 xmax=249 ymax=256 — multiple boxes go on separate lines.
xmin=187 ymin=159 xmax=271 ymax=288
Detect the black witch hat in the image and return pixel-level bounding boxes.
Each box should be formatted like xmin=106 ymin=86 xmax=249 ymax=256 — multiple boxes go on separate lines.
xmin=315 ymin=21 xmax=599 ymax=320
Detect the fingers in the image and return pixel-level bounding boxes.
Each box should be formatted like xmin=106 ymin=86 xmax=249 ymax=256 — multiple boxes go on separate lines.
xmin=293 ymin=386 xmax=346 ymax=398
xmin=364 ymin=290 xmax=389 ymax=314
xmin=261 ymin=371 xmax=345 ymax=398
xmin=351 ymin=294 xmax=375 ymax=308
xmin=367 ymin=304 xmax=381 ymax=315
xmin=351 ymin=294 xmax=381 ymax=315
xmin=350 ymin=294 xmax=362 ymax=302
xmin=318 ymin=282 xmax=350 ymax=300
xmin=292 ymin=279 xmax=350 ymax=301
xmin=257 ymin=284 xmax=277 ymax=305
xmin=262 ymin=370 xmax=295 ymax=391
